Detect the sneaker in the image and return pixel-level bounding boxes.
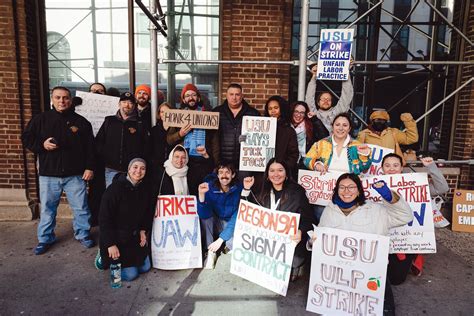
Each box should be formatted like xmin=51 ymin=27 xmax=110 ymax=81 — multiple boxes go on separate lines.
xmin=34 ymin=242 xmax=53 ymax=255
xmin=203 ymin=251 xmax=217 ymax=269
xmin=94 ymin=249 xmax=104 ymax=270
xmin=79 ymin=236 xmax=96 ymax=248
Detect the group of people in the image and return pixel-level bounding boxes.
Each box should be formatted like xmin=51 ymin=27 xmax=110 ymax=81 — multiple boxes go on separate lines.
xmin=22 ymin=70 xmax=449 ymax=315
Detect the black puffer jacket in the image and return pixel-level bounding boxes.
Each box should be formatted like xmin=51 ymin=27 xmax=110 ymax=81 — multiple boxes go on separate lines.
xmin=99 ymin=174 xmax=154 ymax=268
xmin=213 ymin=100 xmax=260 ymax=167
xmin=21 ymin=108 xmax=95 ymax=177
xmin=95 ymin=112 xmax=149 ymax=172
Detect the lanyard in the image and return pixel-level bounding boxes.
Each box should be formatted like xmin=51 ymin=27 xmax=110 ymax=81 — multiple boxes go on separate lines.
xmin=270 ymin=189 xmax=281 ymax=211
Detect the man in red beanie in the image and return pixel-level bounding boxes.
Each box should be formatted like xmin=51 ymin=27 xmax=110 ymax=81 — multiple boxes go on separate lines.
xmin=135 ymin=84 xmax=152 ymax=132
xmin=167 ymin=83 xmax=219 ymax=196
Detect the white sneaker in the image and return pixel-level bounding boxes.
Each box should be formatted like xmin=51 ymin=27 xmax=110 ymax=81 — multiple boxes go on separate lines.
xmin=203 ymin=251 xmax=217 ymax=269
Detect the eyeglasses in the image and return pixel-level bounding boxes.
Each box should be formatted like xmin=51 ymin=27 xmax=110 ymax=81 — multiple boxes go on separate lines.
xmin=319 ymin=97 xmax=331 ymax=102
xmin=184 ymin=93 xmax=197 ymax=98
xmin=338 ymin=185 xmax=358 ymax=192
xmin=293 ymin=110 xmax=306 ymax=116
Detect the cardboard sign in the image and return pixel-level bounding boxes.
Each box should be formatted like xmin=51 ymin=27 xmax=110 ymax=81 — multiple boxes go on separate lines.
xmin=361 ymin=173 xmax=436 ymax=253
xmin=239 ymin=116 xmax=277 ymax=172
xmin=361 ymin=145 xmax=394 ymax=176
xmin=151 ymin=195 xmax=203 ymax=270
xmin=317 ymin=29 xmax=354 ymax=81
xmin=75 ymin=91 xmax=119 ymax=136
xmin=230 ymin=200 xmax=300 ymax=296
xmin=307 ymin=227 xmax=389 ymax=315
xmin=298 ymin=170 xmax=343 ymax=205
xmin=162 ymin=109 xmax=220 ymax=130
xmin=452 ymin=189 xmax=474 ymax=233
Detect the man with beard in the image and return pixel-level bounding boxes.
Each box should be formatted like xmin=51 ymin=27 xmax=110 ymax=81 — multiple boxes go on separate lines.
xmin=95 ymin=92 xmax=149 ymax=187
xmin=357 ymin=109 xmax=418 ymax=163
xmin=21 ymin=86 xmax=96 ymax=254
xmin=197 ymin=162 xmax=242 ymax=255
xmin=166 ymin=83 xmax=219 ymax=195
xmin=135 ymin=84 xmax=165 ymax=132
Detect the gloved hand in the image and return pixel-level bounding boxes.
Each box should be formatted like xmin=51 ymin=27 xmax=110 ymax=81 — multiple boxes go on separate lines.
xmin=372 ymin=180 xmax=393 ymax=202
xmin=238 ymin=134 xmax=247 ymax=143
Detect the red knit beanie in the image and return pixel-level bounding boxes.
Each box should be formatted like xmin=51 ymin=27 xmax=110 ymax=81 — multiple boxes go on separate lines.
xmin=135 ymin=84 xmax=151 ymax=96
xmin=181 ymin=83 xmax=199 ymax=101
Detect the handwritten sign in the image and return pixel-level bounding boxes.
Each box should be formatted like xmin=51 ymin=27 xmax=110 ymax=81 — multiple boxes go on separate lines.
xmin=239 ymin=116 xmax=277 ymax=172
xmin=361 ymin=173 xmax=436 ymax=253
xmin=452 ymin=189 xmax=474 ymax=233
xmin=75 ymin=91 xmax=119 ymax=136
xmin=162 ymin=109 xmax=220 ymax=130
xmin=298 ymin=170 xmax=342 ymax=205
xmin=361 ymin=145 xmax=394 ymax=176
xmin=317 ymin=29 xmax=354 ymax=81
xmin=151 ymin=195 xmax=203 ymax=270
xmin=230 ymin=200 xmax=300 ymax=296
xmin=307 ymin=227 xmax=389 ymax=315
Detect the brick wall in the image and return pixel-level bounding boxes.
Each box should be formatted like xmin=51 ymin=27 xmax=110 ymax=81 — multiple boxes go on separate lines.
xmin=220 ymin=0 xmax=293 ymax=112
xmin=440 ymin=0 xmax=474 ymax=190
xmin=0 ymin=0 xmax=41 ymax=218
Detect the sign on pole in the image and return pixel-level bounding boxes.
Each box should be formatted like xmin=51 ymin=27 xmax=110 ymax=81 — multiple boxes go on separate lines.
xmin=307 ymin=227 xmax=389 ymax=315
xmin=298 ymin=170 xmax=342 ymax=205
xmin=316 ymin=29 xmax=354 ymax=81
xmin=162 ymin=109 xmax=220 ymax=130
xmin=451 ymin=189 xmax=474 ymax=233
xmin=230 ymin=200 xmax=300 ymax=296
xmin=239 ymin=116 xmax=277 ymax=172
xmin=151 ymin=195 xmax=203 ymax=270
xmin=361 ymin=173 xmax=436 ymax=253
xmin=75 ymin=91 xmax=119 ymax=136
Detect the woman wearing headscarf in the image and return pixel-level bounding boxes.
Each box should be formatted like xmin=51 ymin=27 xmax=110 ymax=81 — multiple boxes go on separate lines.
xmin=154 ymin=144 xmax=192 ymax=196
xmin=95 ymin=158 xmax=154 ymax=282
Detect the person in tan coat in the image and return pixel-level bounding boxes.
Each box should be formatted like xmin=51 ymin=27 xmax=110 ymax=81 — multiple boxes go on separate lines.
xmin=357 ymin=109 xmax=418 ymax=162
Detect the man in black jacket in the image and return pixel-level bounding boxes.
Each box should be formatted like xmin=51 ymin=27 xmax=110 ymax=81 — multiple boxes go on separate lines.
xmin=95 ymin=92 xmax=149 ymax=187
xmin=21 ymin=86 xmax=96 ymax=255
xmin=213 ymin=83 xmax=260 ymax=177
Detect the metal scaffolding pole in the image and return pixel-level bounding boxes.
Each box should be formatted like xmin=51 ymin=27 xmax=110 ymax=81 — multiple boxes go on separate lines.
xmin=150 ymin=0 xmax=158 ymax=127
xmin=167 ymin=0 xmax=176 ymax=108
xmin=297 ymin=0 xmax=310 ymax=100
xmin=128 ymin=0 xmax=136 ymax=92
xmin=160 ymin=59 xmax=473 ymax=65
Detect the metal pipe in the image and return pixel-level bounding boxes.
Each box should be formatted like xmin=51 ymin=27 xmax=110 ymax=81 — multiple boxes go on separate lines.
xmin=167 ymin=0 xmax=176 ymax=107
xmin=406 ymin=160 xmax=474 ymax=165
xmin=150 ymin=0 xmax=158 ymax=126
xmin=128 ymin=0 xmax=136 ymax=93
xmin=387 ymin=78 xmax=429 ymax=112
xmin=161 ymin=59 xmax=474 ymax=65
xmin=375 ymin=68 xmax=425 ymax=82
xmin=91 ymin=0 xmax=99 ymax=83
xmin=297 ymin=0 xmax=310 ymax=100
xmin=421 ymin=0 xmax=438 ymax=151
xmin=307 ymin=0 xmax=384 ymax=59
xmin=412 ymin=77 xmax=474 ymax=125
xmin=424 ymin=0 xmax=474 ymax=47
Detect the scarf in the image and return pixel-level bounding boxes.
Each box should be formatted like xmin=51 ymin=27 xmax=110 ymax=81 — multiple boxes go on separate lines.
xmin=183 ymin=106 xmax=206 ymax=157
xmin=332 ymin=194 xmax=358 ymax=209
xmin=293 ymin=122 xmax=307 ymax=159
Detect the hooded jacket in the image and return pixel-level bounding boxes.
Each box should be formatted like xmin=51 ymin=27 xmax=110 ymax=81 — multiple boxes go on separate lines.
xmin=95 ymin=111 xmax=149 ymax=172
xmin=153 ymin=145 xmax=193 ymax=196
xmin=21 ymin=107 xmax=95 ymax=177
xmin=213 ymin=100 xmax=260 ymax=168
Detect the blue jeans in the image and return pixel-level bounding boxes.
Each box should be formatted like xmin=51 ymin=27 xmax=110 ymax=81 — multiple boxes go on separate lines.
xmin=122 ymin=256 xmax=151 ymax=281
xmin=105 ymin=168 xmax=121 ymax=188
xmin=200 ymin=217 xmax=233 ymax=250
xmin=38 ymin=175 xmax=91 ymax=244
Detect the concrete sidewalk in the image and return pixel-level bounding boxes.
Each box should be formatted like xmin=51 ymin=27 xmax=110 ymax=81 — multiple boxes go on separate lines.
xmin=0 ymin=220 xmax=472 ymax=315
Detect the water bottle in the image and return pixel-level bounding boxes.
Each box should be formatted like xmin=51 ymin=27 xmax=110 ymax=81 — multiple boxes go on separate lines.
xmin=110 ymin=259 xmax=122 ymax=288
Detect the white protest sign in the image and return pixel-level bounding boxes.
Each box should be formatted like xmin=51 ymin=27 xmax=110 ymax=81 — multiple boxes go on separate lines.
xmin=317 ymin=29 xmax=354 ymax=81
xmin=75 ymin=91 xmax=119 ymax=136
xmin=307 ymin=227 xmax=389 ymax=315
xmin=298 ymin=170 xmax=342 ymax=205
xmin=239 ymin=116 xmax=277 ymax=172
xmin=151 ymin=195 xmax=203 ymax=270
xmin=230 ymin=200 xmax=300 ymax=296
xmin=361 ymin=173 xmax=436 ymax=253
xmin=361 ymin=145 xmax=394 ymax=176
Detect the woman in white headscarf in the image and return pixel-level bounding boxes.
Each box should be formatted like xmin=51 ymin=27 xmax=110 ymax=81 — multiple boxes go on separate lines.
xmin=154 ymin=144 xmax=191 ymax=195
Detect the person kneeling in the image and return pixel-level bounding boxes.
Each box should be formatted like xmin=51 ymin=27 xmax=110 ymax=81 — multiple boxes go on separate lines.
xmin=95 ymin=158 xmax=154 ymax=282
xmin=197 ymin=162 xmax=242 ymax=264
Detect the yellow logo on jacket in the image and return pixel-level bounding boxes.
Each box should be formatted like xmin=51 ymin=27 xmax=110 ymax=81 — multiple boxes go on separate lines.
xmin=70 ymin=126 xmax=79 ymax=133
xmin=129 ymin=127 xmax=137 ymax=134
